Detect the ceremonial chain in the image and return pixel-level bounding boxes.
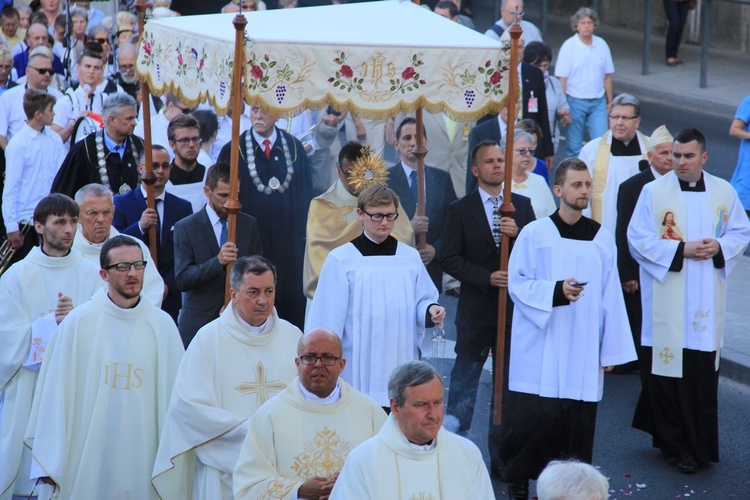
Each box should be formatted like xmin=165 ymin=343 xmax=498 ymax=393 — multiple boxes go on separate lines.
xmin=245 ymin=131 xmax=294 ymax=194
xmin=95 ymin=130 xmax=139 ymax=194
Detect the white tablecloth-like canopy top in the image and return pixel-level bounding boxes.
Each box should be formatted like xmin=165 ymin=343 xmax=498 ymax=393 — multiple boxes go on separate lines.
xmin=136 ymin=0 xmax=512 ymax=120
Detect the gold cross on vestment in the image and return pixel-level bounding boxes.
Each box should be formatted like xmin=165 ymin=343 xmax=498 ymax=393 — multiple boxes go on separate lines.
xmin=235 ymin=361 xmax=287 ymax=404
xmin=659 ymin=347 xmax=675 ymax=364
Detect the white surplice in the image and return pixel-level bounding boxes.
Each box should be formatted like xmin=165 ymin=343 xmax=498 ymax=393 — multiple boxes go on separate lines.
xmin=24 ymin=289 xmax=184 ymax=500
xmin=628 ymin=171 xmax=750 ymax=376
xmin=233 ymin=377 xmax=386 ymax=499
xmin=306 ymin=241 xmax=439 ymax=405
xmin=152 ymin=304 xmax=301 ymax=500
xmin=0 ymin=247 xmax=101 ymax=499
xmin=72 ymin=225 xmax=165 ymax=307
xmin=508 ymin=217 xmax=636 ymax=402
xmin=330 ymin=415 xmax=494 ymax=500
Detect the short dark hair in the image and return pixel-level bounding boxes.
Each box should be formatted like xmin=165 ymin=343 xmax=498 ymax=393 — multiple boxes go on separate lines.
xmin=554 ymin=157 xmax=589 ymax=187
xmin=338 ymin=141 xmax=365 ymax=168
xmin=191 ymin=109 xmax=219 ymax=143
xmin=357 ymin=184 xmax=400 ymax=211
xmin=1 ymin=6 xmax=19 ymax=21
xmin=517 ymin=118 xmax=543 ymax=141
xmin=435 ymin=1 xmax=458 ymax=17
xmin=100 ymin=235 xmax=142 ymax=269
xmin=205 ymin=162 xmax=236 ymax=189
xmin=33 ymin=193 xmax=79 ymax=225
xmin=674 ymin=128 xmax=706 ymax=153
xmin=471 ymin=140 xmax=499 ymax=166
xmin=395 ymin=117 xmax=427 ymax=141
xmin=523 ymin=41 xmax=553 ymax=66
xmin=168 ymin=113 xmax=201 ymax=142
xmin=388 ymin=361 xmax=441 ymax=407
xmin=230 ymin=255 xmax=277 ymax=289
xmin=78 ymin=49 xmax=104 ymax=64
xmin=23 ymin=88 xmax=56 ymax=120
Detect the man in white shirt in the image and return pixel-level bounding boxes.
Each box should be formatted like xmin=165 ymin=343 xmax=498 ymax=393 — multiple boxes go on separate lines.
xmin=2 ymin=89 xmax=65 ymax=266
xmin=485 ymin=0 xmax=543 ymax=43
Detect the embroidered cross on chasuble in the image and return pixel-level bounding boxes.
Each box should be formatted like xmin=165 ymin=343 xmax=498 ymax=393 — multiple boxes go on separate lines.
xmin=235 ymin=361 xmax=287 ymax=404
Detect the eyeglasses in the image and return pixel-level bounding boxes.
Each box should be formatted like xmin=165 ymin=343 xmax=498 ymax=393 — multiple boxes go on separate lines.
xmin=105 ymin=260 xmax=147 ymax=272
xmin=119 ymin=64 xmax=135 ymax=70
xmin=151 ymin=162 xmax=171 ymax=170
xmin=298 ymin=355 xmax=341 ymax=366
xmin=514 ymin=148 xmax=536 ymax=156
xmin=608 ymin=115 xmax=638 ymax=122
xmin=361 ymin=209 xmax=398 ymax=222
xmin=28 ymin=66 xmax=54 ymax=75
xmin=178 ymin=106 xmax=194 ymax=115
xmin=172 ymin=136 xmax=202 ymax=145
xmin=91 ymin=37 xmax=109 ymax=44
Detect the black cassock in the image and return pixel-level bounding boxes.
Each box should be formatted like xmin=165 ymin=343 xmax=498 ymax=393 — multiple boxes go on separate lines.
xmin=219 ymin=128 xmax=312 ymax=329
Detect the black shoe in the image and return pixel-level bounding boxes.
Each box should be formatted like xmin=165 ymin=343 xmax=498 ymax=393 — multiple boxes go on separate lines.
xmin=676 ymin=452 xmax=698 ymax=474
xmin=507 ymin=480 xmax=529 ymax=500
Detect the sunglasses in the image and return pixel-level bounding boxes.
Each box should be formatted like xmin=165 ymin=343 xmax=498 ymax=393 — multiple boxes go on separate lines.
xmin=91 ymin=37 xmax=109 ymax=45
xmin=28 ymin=66 xmax=54 ymax=75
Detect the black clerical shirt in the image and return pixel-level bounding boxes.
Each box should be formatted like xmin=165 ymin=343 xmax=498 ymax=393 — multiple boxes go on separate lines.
xmin=611 ymin=137 xmax=642 ymax=156
xmin=169 ymin=161 xmax=206 ymax=185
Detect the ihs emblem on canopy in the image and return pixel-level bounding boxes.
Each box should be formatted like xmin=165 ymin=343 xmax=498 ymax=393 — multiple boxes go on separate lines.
xmin=348 ymin=145 xmax=389 ymax=195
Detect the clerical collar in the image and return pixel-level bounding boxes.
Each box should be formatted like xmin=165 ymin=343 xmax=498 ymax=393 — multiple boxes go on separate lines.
xmin=407 ymin=439 xmax=436 ymax=451
xmin=103 ymin=129 xmax=126 ymax=158
xmin=236 ymin=313 xmax=273 ymax=335
xmin=106 ymin=292 xmax=141 ymax=309
xmin=678 ymin=173 xmax=706 ymax=192
xmin=299 ymin=380 xmax=342 ymax=404
xmin=550 ymin=209 xmax=600 ymax=241
xmin=40 ymin=246 xmax=71 ymax=257
xmin=251 ymin=128 xmax=278 ymax=150
xmin=610 ymin=136 xmax=641 ymax=157
xmin=351 ymin=232 xmax=397 ymax=256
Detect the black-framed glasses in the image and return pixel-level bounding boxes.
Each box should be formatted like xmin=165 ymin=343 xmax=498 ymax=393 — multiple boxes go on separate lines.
xmin=178 ymin=106 xmax=194 ymax=115
xmin=91 ymin=37 xmax=109 ymax=44
xmin=172 ymin=136 xmax=202 ymax=145
xmin=514 ymin=148 xmax=536 ymax=156
xmin=119 ymin=64 xmax=135 ymax=70
xmin=361 ymin=209 xmax=398 ymax=222
xmin=151 ymin=162 xmax=171 ymax=170
xmin=105 ymin=260 xmax=147 ymax=272
xmin=28 ymin=66 xmax=54 ymax=75
xmin=299 ymin=355 xmax=341 ymax=366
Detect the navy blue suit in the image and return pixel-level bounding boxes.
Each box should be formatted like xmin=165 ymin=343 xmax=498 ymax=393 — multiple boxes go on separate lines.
xmin=113 ymin=188 xmax=193 ymax=322
xmin=387 ymin=163 xmax=457 ymax=292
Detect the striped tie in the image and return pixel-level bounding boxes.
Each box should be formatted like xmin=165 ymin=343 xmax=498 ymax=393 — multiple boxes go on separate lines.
xmin=492 ymin=197 xmax=501 ymax=249
xmin=410 ymin=170 xmax=418 ymax=204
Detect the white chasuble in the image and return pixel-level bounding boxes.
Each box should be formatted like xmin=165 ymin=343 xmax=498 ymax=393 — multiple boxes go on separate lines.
xmin=233 ymin=377 xmax=386 ymax=499
xmin=0 ymin=247 xmax=100 ymax=499
xmin=628 ymin=171 xmax=750 ymax=377
xmin=579 ymin=131 xmax=649 ymax=235
xmin=24 ymin=289 xmax=184 ymax=500
xmin=72 ymin=225 xmax=165 ymax=307
xmin=152 ymin=304 xmax=301 ymax=500
xmin=330 ymin=415 xmax=493 ymax=500
xmin=306 ymin=242 xmax=439 ymax=405
xmin=508 ymin=217 xmax=636 ymax=402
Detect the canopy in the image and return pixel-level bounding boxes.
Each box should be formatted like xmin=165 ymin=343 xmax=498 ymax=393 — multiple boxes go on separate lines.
xmin=136 ymin=1 xmax=511 ymax=120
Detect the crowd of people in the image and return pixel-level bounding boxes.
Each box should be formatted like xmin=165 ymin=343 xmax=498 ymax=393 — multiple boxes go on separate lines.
xmin=0 ymin=0 xmax=748 ymax=499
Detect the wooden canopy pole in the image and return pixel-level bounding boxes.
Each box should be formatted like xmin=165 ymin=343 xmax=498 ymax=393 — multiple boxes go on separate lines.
xmin=414 ymin=108 xmax=427 ymax=249
xmin=135 ymin=0 xmax=157 ymax=262
xmin=224 ymin=13 xmax=247 ymax=305
xmin=492 ymin=21 xmax=522 ymax=426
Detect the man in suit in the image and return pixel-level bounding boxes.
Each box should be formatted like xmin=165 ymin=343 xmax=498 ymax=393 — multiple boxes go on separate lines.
xmin=173 ymin=162 xmax=262 ymax=347
xmin=614 ymin=125 xmax=674 ymax=379
xmin=466 ymin=36 xmax=553 ymax=194
xmin=441 ymin=140 xmax=535 ymax=471
xmin=113 ymin=145 xmax=193 ymax=323
xmin=388 ymin=118 xmax=457 ymax=292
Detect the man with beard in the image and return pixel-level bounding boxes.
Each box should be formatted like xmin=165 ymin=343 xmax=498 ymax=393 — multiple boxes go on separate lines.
xmin=218 ymin=105 xmax=312 ymax=329
xmin=498 ymin=158 xmax=636 ymax=499
xmin=25 ymin=235 xmax=184 ymax=499
xmin=112 ymin=43 xmax=138 ymax=100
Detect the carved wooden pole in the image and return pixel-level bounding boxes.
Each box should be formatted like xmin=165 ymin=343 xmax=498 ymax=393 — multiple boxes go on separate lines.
xmin=413 ymin=108 xmax=427 ymax=249
xmin=493 ymin=21 xmax=522 ymax=426
xmin=224 ymin=13 xmax=247 ymax=305
xmin=135 ymin=0 xmax=157 ymax=262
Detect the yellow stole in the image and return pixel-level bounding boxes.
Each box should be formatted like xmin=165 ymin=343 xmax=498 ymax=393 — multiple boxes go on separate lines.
xmin=591 ymin=131 xmax=648 ymax=222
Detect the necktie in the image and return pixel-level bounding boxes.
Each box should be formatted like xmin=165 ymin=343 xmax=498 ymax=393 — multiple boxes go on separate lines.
xmin=219 ymin=218 xmax=227 ymax=247
xmin=409 ymin=170 xmax=418 ymax=204
xmin=263 ymin=139 xmax=271 ymax=158
xmin=154 ymin=199 xmax=162 ymax=246
xmin=492 ymin=197 xmax=501 ymax=249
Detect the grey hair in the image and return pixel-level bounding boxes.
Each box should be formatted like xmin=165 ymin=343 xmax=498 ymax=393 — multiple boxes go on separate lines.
xmin=501 ymin=129 xmax=534 ymax=151
xmin=69 ymin=6 xmax=88 ymax=20
xmin=536 ymin=460 xmax=609 ymax=500
xmin=388 ymin=361 xmax=441 ymax=407
xmin=88 ymin=24 xmax=110 ymax=38
xmin=117 ymin=43 xmax=138 ymax=58
xmin=610 ymin=93 xmax=641 ymax=117
xmin=102 ymin=93 xmax=137 ymax=122
xmin=74 ymin=183 xmax=113 ymax=205
xmin=229 ymin=255 xmax=277 ymax=290
xmin=570 ymin=7 xmax=598 ymax=32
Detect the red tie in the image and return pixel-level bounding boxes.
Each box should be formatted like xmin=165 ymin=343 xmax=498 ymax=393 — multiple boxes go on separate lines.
xmin=263 ymin=139 xmax=271 ymax=158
